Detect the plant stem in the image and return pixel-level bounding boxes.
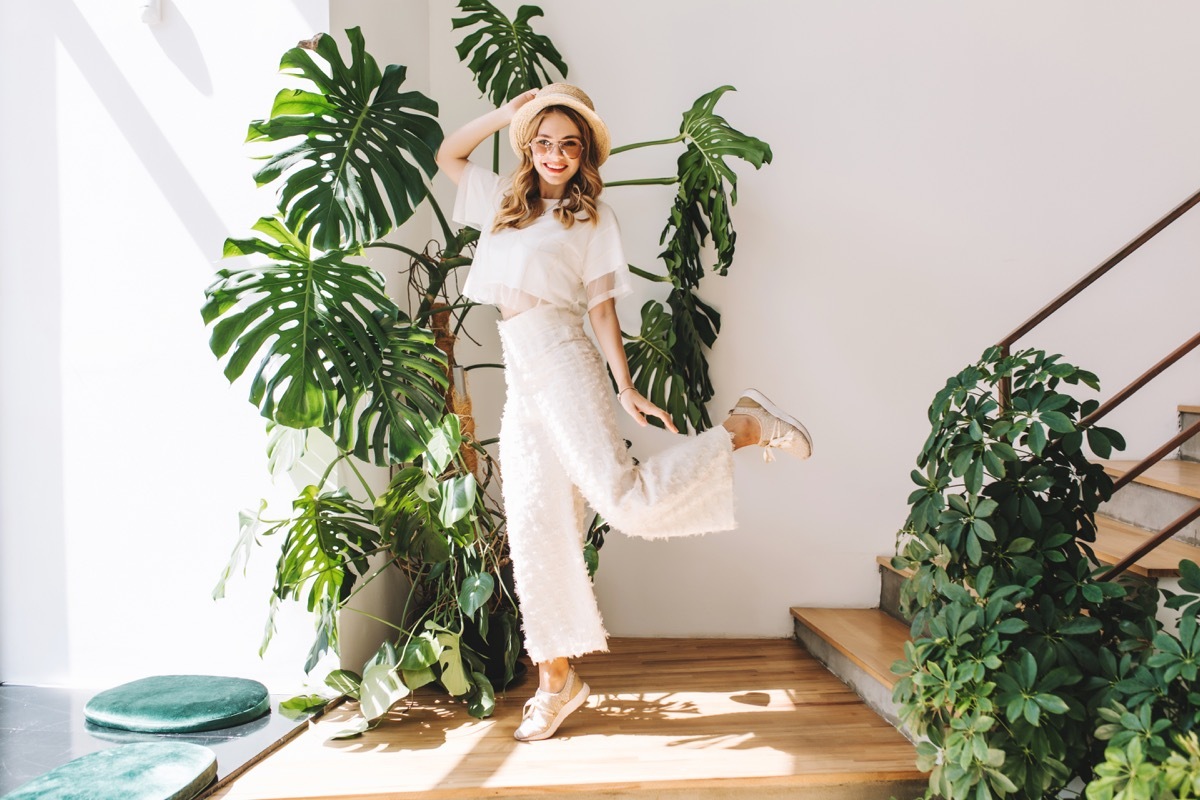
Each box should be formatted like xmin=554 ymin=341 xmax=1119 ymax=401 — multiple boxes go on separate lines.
xmin=426 ymin=190 xmax=454 ymax=245
xmin=610 ymin=134 xmax=685 ymax=155
xmin=342 ymin=607 xmax=410 ymax=635
xmin=344 ymin=458 xmax=376 ymax=504
xmin=605 ymin=177 xmax=678 ymax=188
xmin=317 ymin=451 xmax=349 ymax=490
xmin=368 ymin=242 xmax=432 ymax=265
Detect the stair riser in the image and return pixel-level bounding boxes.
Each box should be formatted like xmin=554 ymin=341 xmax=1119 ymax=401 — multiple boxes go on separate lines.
xmin=1100 ymin=483 xmax=1200 ymax=546
xmin=879 ymin=567 xmax=913 ymax=625
xmin=792 ymin=619 xmax=913 ymax=741
xmin=1182 ymin=411 xmax=1200 ymax=463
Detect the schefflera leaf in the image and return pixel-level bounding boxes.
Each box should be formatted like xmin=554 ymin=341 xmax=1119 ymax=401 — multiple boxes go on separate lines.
xmin=248 ymin=27 xmax=442 ymax=252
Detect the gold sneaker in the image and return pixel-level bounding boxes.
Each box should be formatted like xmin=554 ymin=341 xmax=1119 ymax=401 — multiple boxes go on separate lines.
xmin=513 ymin=668 xmax=590 ymax=742
xmin=731 ymin=389 xmax=813 ymax=462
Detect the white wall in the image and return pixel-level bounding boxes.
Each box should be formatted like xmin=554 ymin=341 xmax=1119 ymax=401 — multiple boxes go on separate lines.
xmin=3 ymin=1 xmax=1199 ymax=690
xmin=0 ymin=0 xmax=339 ymax=690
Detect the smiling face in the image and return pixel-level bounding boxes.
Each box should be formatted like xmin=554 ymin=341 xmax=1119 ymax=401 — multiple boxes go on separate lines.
xmin=528 ymin=111 xmax=584 ymax=199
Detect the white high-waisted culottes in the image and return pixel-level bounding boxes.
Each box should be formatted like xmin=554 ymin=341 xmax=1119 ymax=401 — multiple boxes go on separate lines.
xmin=497 ymin=305 xmax=737 ymax=663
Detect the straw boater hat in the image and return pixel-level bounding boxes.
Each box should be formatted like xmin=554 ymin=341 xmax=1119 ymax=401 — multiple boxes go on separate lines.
xmin=509 ymin=83 xmax=611 ymax=166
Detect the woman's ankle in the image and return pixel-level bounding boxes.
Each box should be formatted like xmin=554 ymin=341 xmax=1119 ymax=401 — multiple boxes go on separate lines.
xmin=722 ymin=414 xmax=760 ymax=450
xmin=538 ymin=658 xmax=571 ymax=693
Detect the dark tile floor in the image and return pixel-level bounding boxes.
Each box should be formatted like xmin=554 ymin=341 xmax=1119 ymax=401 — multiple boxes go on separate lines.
xmin=0 ymin=684 xmax=310 ymax=796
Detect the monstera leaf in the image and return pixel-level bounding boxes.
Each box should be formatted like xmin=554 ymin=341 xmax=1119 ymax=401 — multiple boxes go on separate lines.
xmin=623 ymin=300 xmax=702 ymax=433
xmin=661 ymin=85 xmax=773 ymax=285
xmin=268 ymin=486 xmax=381 ymax=671
xmin=247 ymin=27 xmax=442 ymax=251
xmin=327 ymin=321 xmax=448 ymax=466
xmin=667 ymin=288 xmax=721 ymax=429
xmin=453 ymin=0 xmax=567 ymax=105
xmin=203 ymin=217 xmax=446 ymax=466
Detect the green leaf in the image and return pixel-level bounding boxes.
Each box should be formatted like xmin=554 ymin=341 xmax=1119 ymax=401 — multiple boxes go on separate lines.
xmin=268 ymin=486 xmax=381 ymax=666
xmin=328 ymin=321 xmax=449 ymax=466
xmin=266 ymin=422 xmax=308 ymax=477
xmin=327 ymin=716 xmax=374 ymax=740
xmin=324 ymin=669 xmax=362 ymax=699
xmin=278 ymin=693 xmax=330 ymax=718
xmin=401 ymin=666 xmax=436 ymax=690
xmin=466 ymin=671 xmax=496 ymax=719
xmin=204 ymin=218 xmax=446 ymax=458
xmin=399 ymin=632 xmax=442 ymax=670
xmin=213 ymin=500 xmax=269 ymax=601
xmin=435 ymin=629 xmax=471 ymax=696
xmin=423 ymin=414 xmax=462 ymax=476
xmin=452 ymin=0 xmax=567 ymax=106
xmin=624 ymin=300 xmax=692 ymax=433
xmin=457 ymin=572 xmax=495 ymax=618
xmin=249 ymin=28 xmax=442 ymax=250
xmin=1088 ymin=428 xmax=1113 ymax=459
xmin=583 ymin=541 xmax=600 ymax=577
xmin=359 ymin=663 xmax=410 ymax=720
xmin=1039 ymin=410 xmax=1075 ymax=434
xmin=438 ymin=474 xmax=477 ymax=528
xmin=658 ymin=86 xmax=773 ymax=283
xmin=1028 ymin=422 xmax=1047 ymax=456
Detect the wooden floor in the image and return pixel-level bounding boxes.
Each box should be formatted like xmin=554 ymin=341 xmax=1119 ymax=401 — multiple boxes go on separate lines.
xmin=207 ymin=638 xmax=923 ymax=800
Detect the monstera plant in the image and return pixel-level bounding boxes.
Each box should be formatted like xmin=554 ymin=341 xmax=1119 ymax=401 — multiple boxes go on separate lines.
xmin=205 ymin=1 xmax=772 ymax=735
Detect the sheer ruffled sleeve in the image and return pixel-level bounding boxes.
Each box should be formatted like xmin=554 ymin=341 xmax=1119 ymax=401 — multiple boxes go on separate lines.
xmin=583 ymin=207 xmax=633 ymax=310
xmin=452 ymin=162 xmax=502 ymax=231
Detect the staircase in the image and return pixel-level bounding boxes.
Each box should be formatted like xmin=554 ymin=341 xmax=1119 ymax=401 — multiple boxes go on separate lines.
xmin=792 ymin=403 xmax=1200 ymax=752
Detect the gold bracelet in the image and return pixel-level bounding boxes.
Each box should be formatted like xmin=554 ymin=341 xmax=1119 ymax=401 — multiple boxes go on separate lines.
xmin=618 ymin=386 xmax=635 ymax=397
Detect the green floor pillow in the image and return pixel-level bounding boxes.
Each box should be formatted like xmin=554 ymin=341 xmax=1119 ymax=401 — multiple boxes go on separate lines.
xmin=0 ymin=742 xmax=216 ymax=800
xmin=84 ymin=675 xmax=269 ymax=733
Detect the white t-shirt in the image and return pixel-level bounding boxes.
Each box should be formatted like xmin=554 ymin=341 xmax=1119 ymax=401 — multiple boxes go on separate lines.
xmin=453 ymin=162 xmax=632 ymax=318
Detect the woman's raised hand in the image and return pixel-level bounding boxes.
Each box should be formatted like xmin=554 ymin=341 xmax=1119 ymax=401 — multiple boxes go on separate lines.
xmin=501 ymin=89 xmax=540 ymax=123
xmin=619 ymin=389 xmax=680 ymax=434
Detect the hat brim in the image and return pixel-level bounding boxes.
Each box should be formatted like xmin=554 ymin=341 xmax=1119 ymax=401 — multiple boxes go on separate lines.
xmin=509 ymin=94 xmax=611 ymax=166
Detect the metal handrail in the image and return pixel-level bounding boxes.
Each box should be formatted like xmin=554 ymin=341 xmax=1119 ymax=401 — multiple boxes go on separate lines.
xmin=1077 ymin=332 xmax=1200 ymax=428
xmin=997 ymin=187 xmax=1200 ymax=409
xmin=990 ymin=189 xmax=1200 ymax=579
xmin=1102 ymin=502 xmax=1200 ymax=581
xmin=1106 ymin=418 xmax=1200 ymax=494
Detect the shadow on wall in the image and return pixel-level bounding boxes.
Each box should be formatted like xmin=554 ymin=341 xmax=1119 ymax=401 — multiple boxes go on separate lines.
xmin=147 ymin=0 xmax=213 ymax=96
xmin=51 ymin=0 xmax=226 ymax=260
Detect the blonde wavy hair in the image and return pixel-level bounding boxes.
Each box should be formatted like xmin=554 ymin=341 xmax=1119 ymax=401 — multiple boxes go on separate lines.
xmin=493 ymin=106 xmax=603 ymax=232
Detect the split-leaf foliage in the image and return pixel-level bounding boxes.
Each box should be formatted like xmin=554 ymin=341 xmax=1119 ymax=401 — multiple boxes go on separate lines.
xmin=204 ymin=1 xmax=772 ymax=736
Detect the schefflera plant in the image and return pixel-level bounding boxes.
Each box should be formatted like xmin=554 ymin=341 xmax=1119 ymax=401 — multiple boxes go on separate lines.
xmin=893 ymin=346 xmax=1200 ymax=798
xmin=890 ymin=346 xmax=1130 ymax=799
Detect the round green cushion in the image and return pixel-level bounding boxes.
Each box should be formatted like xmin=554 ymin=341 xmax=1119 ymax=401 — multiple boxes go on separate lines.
xmin=84 ymin=675 xmax=270 ymax=733
xmin=1 ymin=742 xmax=216 ymax=800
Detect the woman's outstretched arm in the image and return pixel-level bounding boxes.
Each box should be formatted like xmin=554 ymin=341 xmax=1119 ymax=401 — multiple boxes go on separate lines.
xmin=435 ymin=89 xmax=539 ymax=184
xmin=588 ymin=299 xmax=679 ymax=433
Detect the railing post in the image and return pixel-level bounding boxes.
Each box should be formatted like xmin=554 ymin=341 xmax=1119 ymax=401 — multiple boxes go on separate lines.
xmin=998 ymin=345 xmax=1011 ymax=412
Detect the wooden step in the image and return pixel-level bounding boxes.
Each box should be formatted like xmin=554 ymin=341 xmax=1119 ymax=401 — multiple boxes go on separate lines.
xmin=1181 ymin=405 xmax=1200 ymax=415
xmin=880 ymin=516 xmax=1200 ymax=580
xmin=790 ymin=608 xmax=908 ymax=691
xmin=1092 ymin=515 xmax=1200 ymax=577
xmin=1099 ymin=459 xmax=1200 ymax=500
xmin=876 ymin=555 xmax=913 ymax=579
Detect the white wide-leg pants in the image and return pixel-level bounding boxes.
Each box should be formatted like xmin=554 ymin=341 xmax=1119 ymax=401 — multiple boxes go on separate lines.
xmin=497 ymin=305 xmax=737 ymax=663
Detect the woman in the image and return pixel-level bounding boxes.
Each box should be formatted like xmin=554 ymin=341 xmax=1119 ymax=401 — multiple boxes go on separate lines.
xmin=435 ymin=84 xmax=812 ymax=742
